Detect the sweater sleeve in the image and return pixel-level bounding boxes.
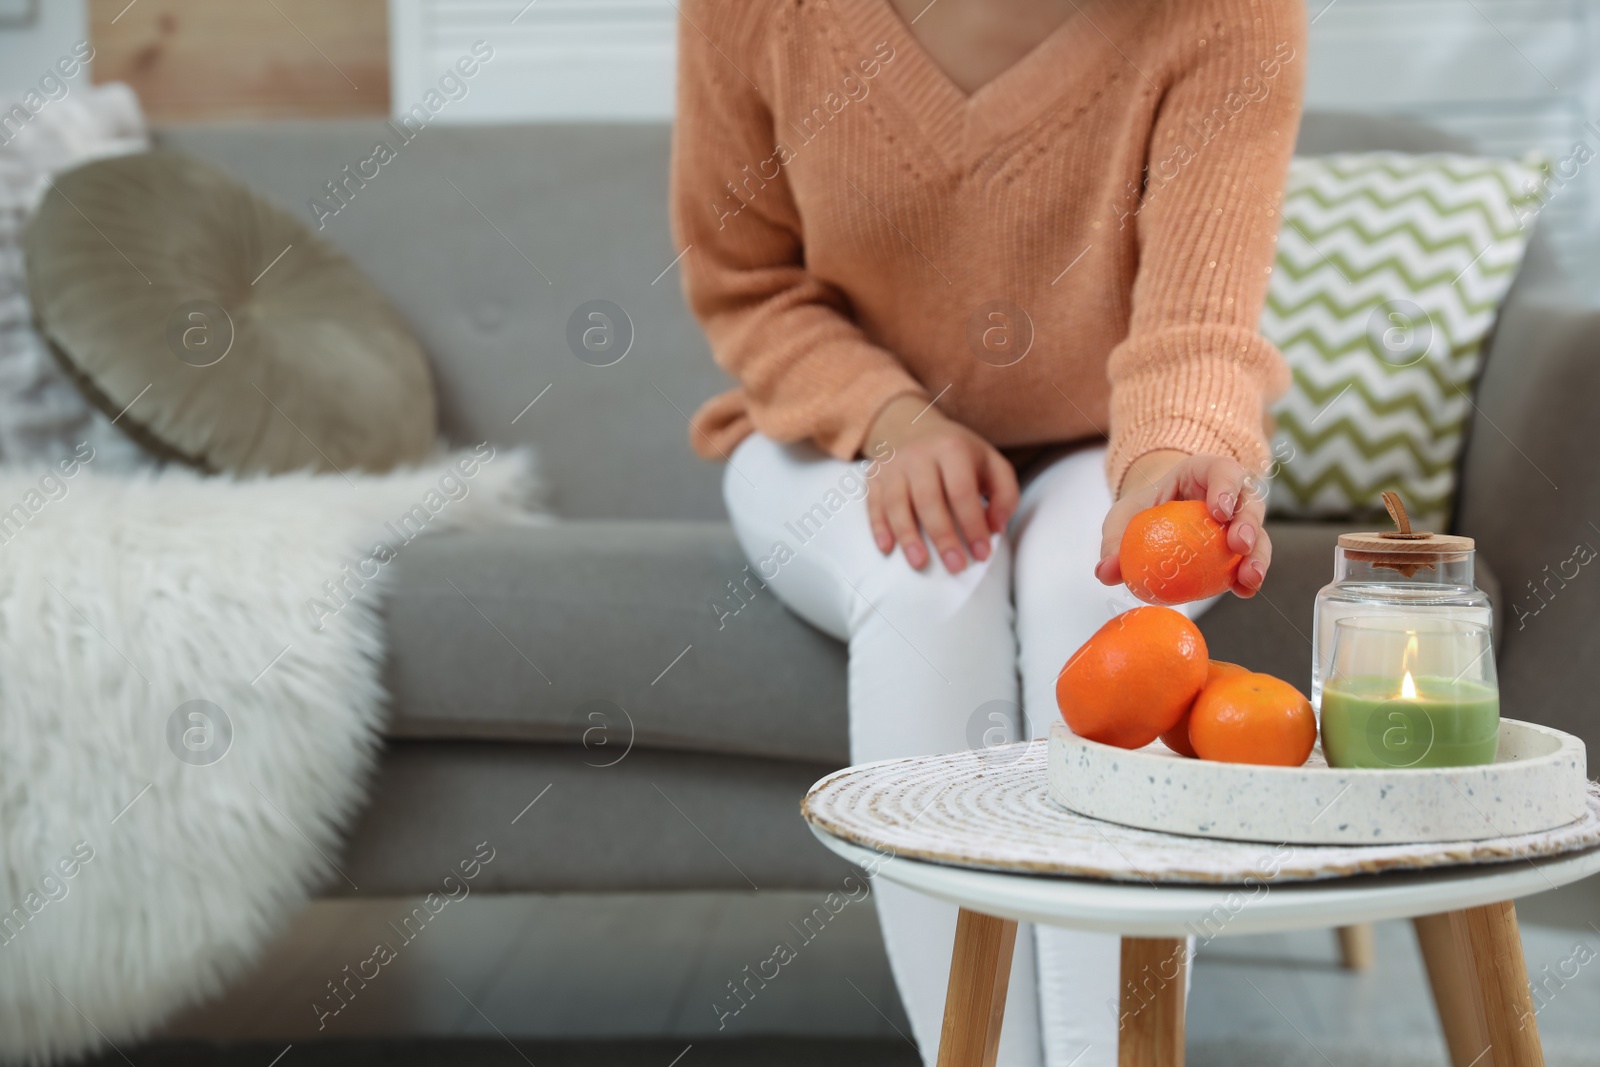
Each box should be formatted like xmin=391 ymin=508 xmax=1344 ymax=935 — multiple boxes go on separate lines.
xmin=1104 ymin=0 xmax=1305 ymax=492
xmin=670 ymin=1 xmax=928 ymax=461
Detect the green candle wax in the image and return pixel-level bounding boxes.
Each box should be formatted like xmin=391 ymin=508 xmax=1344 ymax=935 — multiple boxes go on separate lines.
xmin=1320 ymin=675 xmax=1499 ymax=769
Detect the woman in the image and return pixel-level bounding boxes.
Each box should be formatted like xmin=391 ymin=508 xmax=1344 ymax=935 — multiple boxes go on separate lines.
xmin=671 ymin=0 xmax=1304 ymax=1063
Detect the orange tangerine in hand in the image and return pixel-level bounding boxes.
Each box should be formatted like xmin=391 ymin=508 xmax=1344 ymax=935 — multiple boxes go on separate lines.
xmin=1160 ymin=660 xmax=1249 ymax=758
xmin=1121 ymin=500 xmax=1242 ymax=606
xmin=1188 ymin=672 xmax=1317 ymax=767
xmin=1056 ymin=606 xmax=1209 ymax=749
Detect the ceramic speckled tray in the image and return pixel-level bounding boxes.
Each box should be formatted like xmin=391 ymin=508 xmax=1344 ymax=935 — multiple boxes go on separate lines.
xmin=801 ymin=740 xmax=1600 ymax=885
xmin=1048 ymin=719 xmax=1589 ymax=845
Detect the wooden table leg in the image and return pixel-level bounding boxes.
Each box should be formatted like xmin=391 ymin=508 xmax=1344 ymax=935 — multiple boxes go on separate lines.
xmin=1458 ymin=901 xmax=1545 ymax=1067
xmin=1415 ymin=912 xmax=1490 ymax=1066
xmin=1417 ymin=902 xmax=1545 ymax=1067
xmin=936 ymin=908 xmax=1018 ymax=1067
xmin=1336 ymin=923 xmax=1375 ymax=970
xmin=1119 ymin=937 xmax=1187 ymax=1067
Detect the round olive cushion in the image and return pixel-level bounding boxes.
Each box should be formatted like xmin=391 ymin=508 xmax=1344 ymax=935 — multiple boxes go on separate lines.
xmin=24 ymin=151 xmax=436 ymax=474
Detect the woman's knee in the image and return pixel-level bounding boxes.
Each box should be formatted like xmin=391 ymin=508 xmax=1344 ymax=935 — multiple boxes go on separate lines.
xmin=723 ymin=435 xmax=876 ymax=549
xmin=722 ymin=432 xmax=1015 ymax=639
xmin=845 ymin=535 xmax=1015 ymax=635
xmin=722 ymin=433 xmax=892 ymax=637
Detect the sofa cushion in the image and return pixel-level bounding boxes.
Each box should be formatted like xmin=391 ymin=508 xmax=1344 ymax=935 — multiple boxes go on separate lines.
xmin=382 ymin=522 xmax=850 ymax=764
xmin=384 ymin=519 xmax=1500 ymax=766
xmin=328 ymin=741 xmax=858 ymax=896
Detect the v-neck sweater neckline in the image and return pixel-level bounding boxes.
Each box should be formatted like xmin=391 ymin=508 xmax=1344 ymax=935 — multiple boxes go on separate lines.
xmin=832 ymin=0 xmax=1116 ymax=169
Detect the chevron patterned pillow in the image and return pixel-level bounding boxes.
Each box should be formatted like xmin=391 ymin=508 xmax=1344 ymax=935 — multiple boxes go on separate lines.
xmin=1261 ymin=152 xmax=1545 ymax=529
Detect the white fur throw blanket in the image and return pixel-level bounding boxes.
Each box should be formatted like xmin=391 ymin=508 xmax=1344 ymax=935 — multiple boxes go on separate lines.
xmin=0 ymin=446 xmax=540 ymax=1063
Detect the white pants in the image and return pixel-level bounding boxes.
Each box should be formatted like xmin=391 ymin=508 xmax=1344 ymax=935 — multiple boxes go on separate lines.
xmin=723 ymin=433 xmax=1211 ymax=1067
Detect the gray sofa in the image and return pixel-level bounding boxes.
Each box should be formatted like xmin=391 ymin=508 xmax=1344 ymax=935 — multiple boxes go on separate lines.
xmin=156 ymin=113 xmax=1593 ymax=906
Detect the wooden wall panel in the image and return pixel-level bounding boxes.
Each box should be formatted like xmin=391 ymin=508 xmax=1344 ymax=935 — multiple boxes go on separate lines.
xmin=89 ymin=0 xmax=389 ymax=121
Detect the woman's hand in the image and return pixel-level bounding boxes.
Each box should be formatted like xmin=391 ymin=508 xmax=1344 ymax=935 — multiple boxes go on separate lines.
xmin=1095 ymin=449 xmax=1271 ymax=598
xmin=863 ymin=395 xmax=1020 ymax=573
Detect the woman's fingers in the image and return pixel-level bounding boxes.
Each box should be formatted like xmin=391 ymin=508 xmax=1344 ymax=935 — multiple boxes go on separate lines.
xmin=1222 ymin=464 xmax=1269 ymax=596
xmin=1185 ymin=456 xmax=1275 ymax=596
xmin=1233 ymin=523 xmax=1273 ymax=597
xmin=980 ymin=448 xmax=1021 ymax=534
xmin=866 ymin=476 xmax=893 ymax=554
xmin=939 ymin=452 xmax=994 ymax=562
xmin=1099 ymin=451 xmax=1275 ymax=598
xmin=1195 ymin=455 xmax=1251 ymax=524
xmin=881 ymin=473 xmax=927 ymax=569
xmin=1226 ymin=477 xmax=1268 ymax=558
xmin=908 ymin=463 xmax=966 ymax=573
xmin=1096 ymin=494 xmax=1145 ymax=585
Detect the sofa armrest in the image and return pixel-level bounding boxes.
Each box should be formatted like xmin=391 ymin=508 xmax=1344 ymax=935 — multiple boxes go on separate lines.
xmin=1456 ymin=239 xmax=1600 ymax=749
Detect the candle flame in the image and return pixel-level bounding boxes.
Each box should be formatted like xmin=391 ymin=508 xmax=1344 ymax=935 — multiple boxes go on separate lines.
xmin=1397 ymin=631 xmax=1420 ymax=699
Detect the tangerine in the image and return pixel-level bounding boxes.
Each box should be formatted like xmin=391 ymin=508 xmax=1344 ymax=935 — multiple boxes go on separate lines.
xmin=1056 ymin=606 xmax=1209 ymax=749
xmin=1121 ymin=500 xmax=1241 ymax=605
xmin=1188 ymin=672 xmax=1317 ymax=767
xmin=1160 ymin=660 xmax=1249 ymax=758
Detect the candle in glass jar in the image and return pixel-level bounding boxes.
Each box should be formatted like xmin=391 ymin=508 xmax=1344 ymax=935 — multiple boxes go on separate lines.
xmin=1320 ymin=670 xmax=1500 ymax=769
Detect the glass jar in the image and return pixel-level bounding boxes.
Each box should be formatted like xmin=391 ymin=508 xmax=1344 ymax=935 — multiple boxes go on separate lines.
xmin=1320 ymin=617 xmax=1499 ymax=768
xmin=1311 ymin=532 xmax=1492 ymax=711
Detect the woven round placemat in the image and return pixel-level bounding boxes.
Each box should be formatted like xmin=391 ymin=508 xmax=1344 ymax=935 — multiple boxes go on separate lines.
xmin=802 ymin=741 xmax=1600 ymax=885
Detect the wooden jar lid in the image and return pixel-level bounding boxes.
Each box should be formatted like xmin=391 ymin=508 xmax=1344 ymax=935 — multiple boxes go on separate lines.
xmin=1337 ymin=531 xmax=1472 ymax=556
xmin=1338 ymin=492 xmax=1473 ymax=571
xmin=1337 ymin=531 xmax=1474 ymax=554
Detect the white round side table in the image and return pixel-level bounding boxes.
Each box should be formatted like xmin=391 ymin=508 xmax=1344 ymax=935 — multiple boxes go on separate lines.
xmin=804 ymin=744 xmax=1600 ymax=1067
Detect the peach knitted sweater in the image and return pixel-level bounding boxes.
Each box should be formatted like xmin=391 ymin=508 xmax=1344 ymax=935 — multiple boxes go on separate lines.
xmin=671 ymin=0 xmax=1304 ymax=490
